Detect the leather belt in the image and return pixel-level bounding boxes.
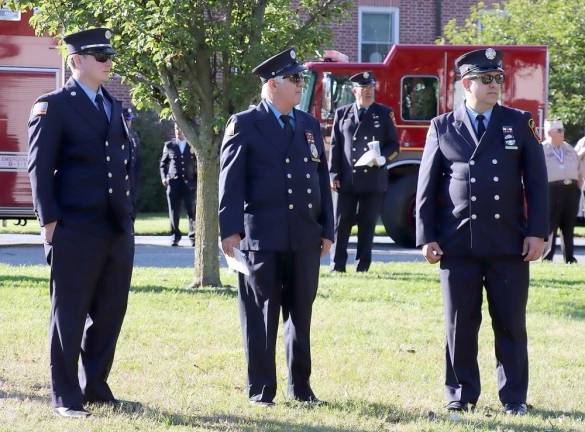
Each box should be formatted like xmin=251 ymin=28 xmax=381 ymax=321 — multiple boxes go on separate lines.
xmin=549 ymin=179 xmax=577 ymax=186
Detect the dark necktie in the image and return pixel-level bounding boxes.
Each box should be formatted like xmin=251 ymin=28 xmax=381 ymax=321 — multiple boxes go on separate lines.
xmin=280 ymin=114 xmax=293 ymax=143
xmin=358 ymin=107 xmax=366 ymax=122
xmin=476 ymin=114 xmax=486 ymax=140
xmin=95 ymin=93 xmax=109 ymax=124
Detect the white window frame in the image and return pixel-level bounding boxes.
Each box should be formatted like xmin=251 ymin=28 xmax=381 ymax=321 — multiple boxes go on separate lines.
xmin=0 ymin=8 xmax=21 ymax=21
xmin=358 ymin=6 xmax=400 ymax=63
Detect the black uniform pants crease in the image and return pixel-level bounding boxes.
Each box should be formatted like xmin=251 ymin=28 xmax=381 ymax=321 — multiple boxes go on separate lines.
xmin=332 ymin=191 xmax=384 ymax=271
xmin=48 ymin=222 xmax=134 ymax=408
xmin=166 ymin=179 xmax=196 ymax=242
xmin=544 ymin=182 xmax=581 ymax=262
xmin=237 ymin=247 xmax=320 ymax=402
xmin=440 ymin=255 xmax=529 ymax=406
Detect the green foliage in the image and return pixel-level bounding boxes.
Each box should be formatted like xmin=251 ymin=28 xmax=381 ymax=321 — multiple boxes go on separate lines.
xmin=440 ymin=0 xmax=585 ymax=141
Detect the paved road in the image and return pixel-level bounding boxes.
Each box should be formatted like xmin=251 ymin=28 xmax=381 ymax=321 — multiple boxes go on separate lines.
xmin=1 ymin=234 xmax=584 ymax=267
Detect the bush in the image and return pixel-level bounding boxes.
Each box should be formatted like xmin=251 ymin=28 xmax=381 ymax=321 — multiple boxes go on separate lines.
xmin=132 ymin=111 xmax=174 ymax=213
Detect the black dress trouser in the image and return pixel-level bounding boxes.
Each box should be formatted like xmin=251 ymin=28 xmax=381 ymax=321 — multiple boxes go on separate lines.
xmin=439 ymin=255 xmax=529 ymax=405
xmin=238 ymin=246 xmax=321 ymax=402
xmin=544 ymin=182 xmax=581 ymax=262
xmin=47 ymin=221 xmax=134 ymax=408
xmin=166 ymin=179 xmax=195 ymax=242
xmin=332 ymin=191 xmax=384 ymax=272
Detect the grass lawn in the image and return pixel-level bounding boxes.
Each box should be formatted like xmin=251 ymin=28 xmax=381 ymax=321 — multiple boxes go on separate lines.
xmin=0 ymin=213 xmax=388 ymax=237
xmin=1 ymin=262 xmax=584 ymax=431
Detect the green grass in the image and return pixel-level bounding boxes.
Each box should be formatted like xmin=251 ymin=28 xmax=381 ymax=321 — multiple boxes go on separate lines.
xmin=0 ymin=213 xmax=188 ymax=236
xmin=1 ymin=262 xmax=584 ymax=431
xmin=0 ymin=214 xmax=387 ymax=237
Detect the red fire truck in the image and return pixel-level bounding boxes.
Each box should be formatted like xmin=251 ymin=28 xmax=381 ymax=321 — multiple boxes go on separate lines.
xmin=300 ymin=45 xmax=548 ymax=247
xmin=0 ymin=9 xmax=61 ymax=222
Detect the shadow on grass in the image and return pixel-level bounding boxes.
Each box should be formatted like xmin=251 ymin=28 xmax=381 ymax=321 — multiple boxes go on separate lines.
xmin=97 ymin=398 xmax=585 ymax=432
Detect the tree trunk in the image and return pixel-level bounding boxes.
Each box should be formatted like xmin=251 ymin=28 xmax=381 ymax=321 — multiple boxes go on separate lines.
xmin=191 ymin=149 xmax=221 ymax=288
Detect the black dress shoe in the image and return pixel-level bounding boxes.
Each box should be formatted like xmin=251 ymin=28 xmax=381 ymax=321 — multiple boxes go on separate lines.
xmin=446 ymin=401 xmax=474 ymax=413
xmin=329 ymin=267 xmax=345 ymax=273
xmin=503 ymin=402 xmax=528 ymax=415
xmin=53 ymin=407 xmax=90 ymax=418
xmin=249 ymin=399 xmax=275 ymax=407
xmin=171 ymin=240 xmax=179 ymax=247
xmin=566 ymin=257 xmax=578 ymax=264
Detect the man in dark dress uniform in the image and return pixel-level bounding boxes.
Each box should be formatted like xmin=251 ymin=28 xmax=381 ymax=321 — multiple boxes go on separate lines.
xmin=415 ymin=48 xmax=548 ymax=416
xmin=27 ymin=28 xmax=135 ymax=418
xmin=219 ymin=48 xmax=334 ymax=406
xmin=328 ymin=71 xmax=399 ymax=272
xmin=159 ymin=123 xmax=197 ymax=246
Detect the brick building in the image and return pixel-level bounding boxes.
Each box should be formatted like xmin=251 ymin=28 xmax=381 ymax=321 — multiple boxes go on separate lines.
xmin=329 ymin=0 xmax=495 ymax=62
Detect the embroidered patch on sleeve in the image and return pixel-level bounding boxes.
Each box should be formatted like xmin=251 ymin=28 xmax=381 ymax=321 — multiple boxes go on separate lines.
xmin=32 ymin=102 xmax=48 ymax=117
xmin=225 ymin=120 xmax=236 ymax=137
xmin=528 ymin=118 xmax=540 ymax=142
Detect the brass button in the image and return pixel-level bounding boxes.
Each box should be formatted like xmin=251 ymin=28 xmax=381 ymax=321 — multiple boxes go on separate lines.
xmin=493 ymin=176 xmax=499 ymax=182
xmin=304 ymin=157 xmax=308 ymax=162
xmin=470 ymin=177 xmax=476 ymax=183
xmin=288 ymin=189 xmax=293 ymax=194
xmin=471 ymin=196 xmax=477 ymax=201
xmin=108 ymin=172 xmax=112 ymax=178
xmin=106 ymin=156 xmax=110 ymax=162
xmin=108 ymin=188 xmax=113 ymax=194
xmin=471 ymin=214 xmax=477 ymax=220
xmin=105 ymin=141 xmax=109 ymax=147
xmin=307 ymin=188 xmax=311 ymax=193
xmin=469 ymin=160 xmax=475 ymax=166
xmin=289 ymin=204 xmax=294 ymax=210
xmin=287 ymin=174 xmax=292 ymax=179
xmin=492 ymin=159 xmax=498 ymax=164
xmin=494 ymin=195 xmax=500 ymax=200
xmin=306 ymin=174 xmax=310 ymax=178
xmin=308 ymin=203 xmax=313 ymax=208
xmin=285 ymin=158 xmax=290 ymax=163
xmin=494 ymin=213 xmax=500 ymax=219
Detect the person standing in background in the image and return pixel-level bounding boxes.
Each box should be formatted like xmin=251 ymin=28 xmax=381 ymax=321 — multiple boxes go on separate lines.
xmin=159 ymin=122 xmax=197 ymax=246
xmin=541 ymin=119 xmax=584 ymax=263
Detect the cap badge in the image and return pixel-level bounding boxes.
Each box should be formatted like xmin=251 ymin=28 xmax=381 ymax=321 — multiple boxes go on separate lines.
xmin=363 ymin=72 xmax=370 ymax=79
xmin=485 ymin=48 xmax=496 ymax=60
xmin=105 ymin=30 xmax=112 ymax=39
xmin=290 ymin=49 xmax=296 ymax=59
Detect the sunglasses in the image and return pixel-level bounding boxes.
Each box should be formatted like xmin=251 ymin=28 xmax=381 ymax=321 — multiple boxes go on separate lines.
xmin=468 ymin=73 xmax=505 ymax=85
xmin=282 ymin=73 xmax=304 ymax=84
xmin=84 ymin=51 xmax=114 ymax=63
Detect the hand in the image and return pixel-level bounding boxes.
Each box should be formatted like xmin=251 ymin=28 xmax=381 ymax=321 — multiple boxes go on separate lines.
xmin=221 ymin=233 xmax=241 ymax=258
xmin=522 ymin=236 xmax=545 ymax=262
xmin=42 ymin=221 xmax=57 ymax=243
xmin=320 ymin=238 xmax=333 ymax=257
xmin=162 ymin=179 xmax=169 ymax=187
xmin=330 ymin=180 xmax=340 ymax=191
xmin=422 ymin=241 xmax=443 ymax=264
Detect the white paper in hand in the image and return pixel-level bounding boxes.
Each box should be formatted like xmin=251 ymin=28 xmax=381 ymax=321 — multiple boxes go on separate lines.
xmin=224 ymin=248 xmax=251 ymax=275
xmin=354 ymin=150 xmax=379 ymax=167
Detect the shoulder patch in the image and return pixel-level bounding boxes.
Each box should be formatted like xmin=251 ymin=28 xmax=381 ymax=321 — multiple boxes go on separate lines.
xmin=225 ymin=119 xmax=237 ymax=137
xmin=32 ymin=102 xmax=48 ymax=117
xmin=528 ymin=118 xmax=541 ymax=142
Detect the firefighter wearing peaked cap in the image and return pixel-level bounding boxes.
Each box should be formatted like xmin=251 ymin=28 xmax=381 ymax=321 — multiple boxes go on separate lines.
xmin=415 ymin=48 xmax=548 ymax=415
xmin=328 ymin=71 xmax=399 ymax=272
xmin=27 ymin=28 xmax=135 ymax=418
xmin=219 ymin=47 xmax=334 ymax=406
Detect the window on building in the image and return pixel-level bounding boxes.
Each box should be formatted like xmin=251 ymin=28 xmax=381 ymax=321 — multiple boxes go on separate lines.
xmin=359 ymin=7 xmax=399 ymax=63
xmin=0 ymin=8 xmax=21 ymax=21
xmin=401 ymin=76 xmax=439 ymax=121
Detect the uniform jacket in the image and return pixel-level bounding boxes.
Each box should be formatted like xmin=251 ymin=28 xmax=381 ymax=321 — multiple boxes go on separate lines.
xmin=28 ymin=78 xmax=134 ymax=232
xmin=328 ymin=102 xmax=399 ymax=194
xmin=415 ymin=103 xmax=548 ymax=257
xmin=159 ymin=139 xmax=197 ymax=185
xmin=219 ymin=100 xmax=334 ymax=251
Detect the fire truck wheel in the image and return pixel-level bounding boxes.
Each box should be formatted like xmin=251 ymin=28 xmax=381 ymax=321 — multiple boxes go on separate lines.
xmin=381 ymin=173 xmax=417 ymax=248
